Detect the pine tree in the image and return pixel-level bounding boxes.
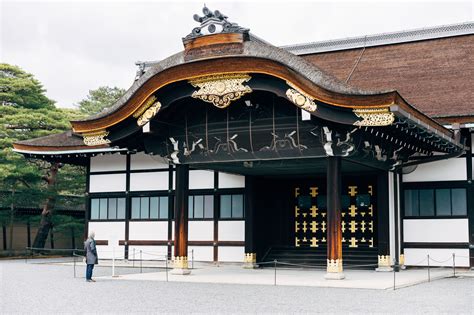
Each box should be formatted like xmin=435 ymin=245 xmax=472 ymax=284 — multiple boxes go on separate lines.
xmin=0 ymin=63 xmax=86 ymax=250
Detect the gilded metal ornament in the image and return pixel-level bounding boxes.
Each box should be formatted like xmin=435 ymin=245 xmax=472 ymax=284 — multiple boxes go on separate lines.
xmin=399 ymin=254 xmax=405 ymax=266
xmin=173 ymin=256 xmax=189 ymax=269
xmin=189 ymin=74 xmax=252 ymax=108
xmin=285 ymin=82 xmax=317 ymax=112
xmin=378 ymin=255 xmax=391 ymax=267
xmin=327 ymin=258 xmax=343 ymax=273
xmin=133 ymin=95 xmax=157 ymax=118
xmin=137 ymin=101 xmax=162 ymax=126
xmin=82 ymin=130 xmax=111 ymax=146
xmin=353 ymin=108 xmax=395 ymax=126
xmin=244 ymin=253 xmax=257 ymax=263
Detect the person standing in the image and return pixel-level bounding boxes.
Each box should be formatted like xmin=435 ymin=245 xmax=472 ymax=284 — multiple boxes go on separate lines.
xmin=84 ymin=231 xmax=98 ymax=282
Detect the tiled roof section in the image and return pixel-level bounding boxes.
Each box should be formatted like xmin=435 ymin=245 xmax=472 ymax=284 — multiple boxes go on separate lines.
xmin=301 ymin=34 xmax=474 ymax=118
xmin=15 ymin=131 xmax=86 ymax=147
xmin=282 ymin=22 xmax=474 ymax=55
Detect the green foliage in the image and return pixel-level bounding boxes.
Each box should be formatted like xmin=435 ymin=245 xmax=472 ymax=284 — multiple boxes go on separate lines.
xmin=51 ymin=214 xmax=84 ymax=233
xmin=0 ymin=63 xmax=55 ymax=109
xmin=0 ymin=64 xmax=87 ymax=225
xmin=77 ymin=86 xmax=126 ymax=115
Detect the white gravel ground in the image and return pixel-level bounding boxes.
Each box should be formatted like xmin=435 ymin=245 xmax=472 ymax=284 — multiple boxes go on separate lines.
xmin=0 ymin=259 xmax=473 ymax=314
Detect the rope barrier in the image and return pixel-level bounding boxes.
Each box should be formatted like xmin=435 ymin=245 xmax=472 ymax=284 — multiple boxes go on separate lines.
xmin=428 ymin=256 xmax=454 ymax=263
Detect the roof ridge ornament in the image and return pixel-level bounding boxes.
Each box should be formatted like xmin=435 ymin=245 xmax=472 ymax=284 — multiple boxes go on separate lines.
xmin=184 ymin=5 xmax=249 ymax=40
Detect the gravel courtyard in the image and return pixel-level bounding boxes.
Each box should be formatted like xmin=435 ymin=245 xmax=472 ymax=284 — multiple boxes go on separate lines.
xmin=0 ymin=259 xmax=472 ymax=314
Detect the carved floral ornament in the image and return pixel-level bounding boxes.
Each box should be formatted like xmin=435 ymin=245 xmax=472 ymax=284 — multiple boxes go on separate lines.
xmin=189 ymin=73 xmax=253 ymax=108
xmin=82 ymin=130 xmax=111 ymax=146
xmin=137 ymin=101 xmax=162 ymax=127
xmin=353 ymin=108 xmax=395 ymax=127
xmin=285 ymin=82 xmax=317 ymax=112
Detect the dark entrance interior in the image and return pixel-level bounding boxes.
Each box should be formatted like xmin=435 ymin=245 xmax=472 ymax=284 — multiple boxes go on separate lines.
xmin=253 ymin=173 xmax=380 ymax=267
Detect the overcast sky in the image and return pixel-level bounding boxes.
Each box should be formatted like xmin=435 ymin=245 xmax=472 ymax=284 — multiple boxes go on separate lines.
xmin=1 ymin=0 xmax=472 ymax=108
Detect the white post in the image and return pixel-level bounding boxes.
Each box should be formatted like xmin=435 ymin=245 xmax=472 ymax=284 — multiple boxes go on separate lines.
xmin=112 ymin=247 xmax=116 ymax=277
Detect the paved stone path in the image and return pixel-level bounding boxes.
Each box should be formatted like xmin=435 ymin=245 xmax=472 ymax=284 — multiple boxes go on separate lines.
xmin=0 ymin=259 xmax=472 ymax=314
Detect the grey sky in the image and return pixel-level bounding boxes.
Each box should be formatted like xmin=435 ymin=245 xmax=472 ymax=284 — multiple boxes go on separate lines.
xmin=1 ymin=0 xmax=472 ymax=108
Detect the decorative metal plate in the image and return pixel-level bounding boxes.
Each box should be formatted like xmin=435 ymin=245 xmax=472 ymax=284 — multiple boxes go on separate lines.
xmin=189 ymin=73 xmax=252 ymax=108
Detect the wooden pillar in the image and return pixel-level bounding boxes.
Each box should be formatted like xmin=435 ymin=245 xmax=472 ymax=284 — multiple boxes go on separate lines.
xmin=26 ymin=220 xmax=31 ymax=248
xmin=84 ymin=159 xmax=90 ymax=242
xmin=124 ymin=153 xmax=131 ymax=259
xmin=172 ymin=164 xmax=190 ymax=274
xmin=376 ymin=172 xmax=392 ymax=271
xmin=243 ymin=176 xmax=257 ymax=268
xmin=325 ymin=156 xmax=345 ymax=279
xmin=393 ymin=170 xmax=402 ymax=271
xmin=2 ymin=225 xmax=7 ymax=250
xmin=465 ymin=131 xmax=474 ymax=268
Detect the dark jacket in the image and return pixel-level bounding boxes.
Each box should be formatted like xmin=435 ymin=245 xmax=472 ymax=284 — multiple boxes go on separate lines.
xmin=84 ymin=238 xmax=99 ymax=265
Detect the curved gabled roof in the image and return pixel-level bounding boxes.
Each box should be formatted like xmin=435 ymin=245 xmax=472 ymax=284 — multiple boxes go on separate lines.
xmin=71 ymin=34 xmax=401 ymax=133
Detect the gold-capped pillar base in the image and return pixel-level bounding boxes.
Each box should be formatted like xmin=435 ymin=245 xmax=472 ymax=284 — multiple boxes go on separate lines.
xmin=399 ymin=254 xmax=406 ymax=270
xmin=171 ymin=256 xmax=191 ymax=275
xmin=325 ymin=259 xmax=345 ymax=280
xmin=243 ymin=253 xmax=258 ymax=269
xmin=376 ymin=255 xmax=393 ymax=272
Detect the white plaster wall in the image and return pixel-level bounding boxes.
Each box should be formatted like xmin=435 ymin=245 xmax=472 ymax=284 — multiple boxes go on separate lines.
xmin=189 ymin=221 xmax=214 ymax=241
xmin=88 ymin=221 xmax=125 ymax=259
xmin=90 ymin=154 xmax=126 ymax=172
xmin=128 ymin=245 xmax=168 ymax=260
xmin=129 ymin=222 xmax=169 ymax=241
xmin=129 ymin=172 xmax=169 ymax=191
xmin=89 ymin=174 xmax=126 ymax=192
xmin=189 ymin=170 xmax=215 ymax=189
xmin=188 ymin=246 xmax=213 ymax=262
xmin=95 ymin=245 xmax=126 ymax=259
xmin=218 ymin=246 xmax=244 ymax=262
xmin=218 ymin=172 xmax=245 ymax=188
xmin=404 ymin=248 xmax=469 ymax=267
xmin=403 ymin=219 xmax=469 ymax=243
xmin=218 ymin=221 xmax=245 ymax=241
xmin=402 ymin=158 xmax=466 ymax=182
xmin=171 ymin=221 xmax=174 ymax=241
xmin=130 ymin=152 xmax=169 ymax=170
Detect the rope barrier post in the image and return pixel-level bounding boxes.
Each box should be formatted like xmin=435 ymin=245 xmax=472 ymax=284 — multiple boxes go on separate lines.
xmin=427 ymin=254 xmax=430 ymax=282
xmin=140 ymin=250 xmax=143 ymax=274
xmin=393 ymin=263 xmax=397 ymax=291
xmin=273 ymin=259 xmax=277 ymax=286
xmin=133 ymin=248 xmax=135 ymax=268
xmin=73 ymin=250 xmax=76 ymax=278
xmin=393 ymin=259 xmax=396 ymax=290
xmin=112 ymin=247 xmax=116 ymax=277
xmin=192 ymin=249 xmax=194 ymax=269
xmin=25 ymin=248 xmax=28 ymax=264
xmin=452 ymin=253 xmax=456 ymax=277
xmin=165 ymin=254 xmax=169 ymax=282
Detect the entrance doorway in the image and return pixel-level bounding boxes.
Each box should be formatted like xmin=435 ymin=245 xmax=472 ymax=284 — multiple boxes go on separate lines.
xmin=256 ymin=175 xmax=379 ymax=267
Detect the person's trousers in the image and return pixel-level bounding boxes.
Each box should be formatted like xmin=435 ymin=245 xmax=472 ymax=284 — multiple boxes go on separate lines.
xmin=86 ymin=264 xmax=94 ymax=280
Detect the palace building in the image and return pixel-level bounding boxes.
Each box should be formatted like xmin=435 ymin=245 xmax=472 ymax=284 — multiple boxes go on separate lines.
xmin=14 ymin=7 xmax=474 ymax=278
